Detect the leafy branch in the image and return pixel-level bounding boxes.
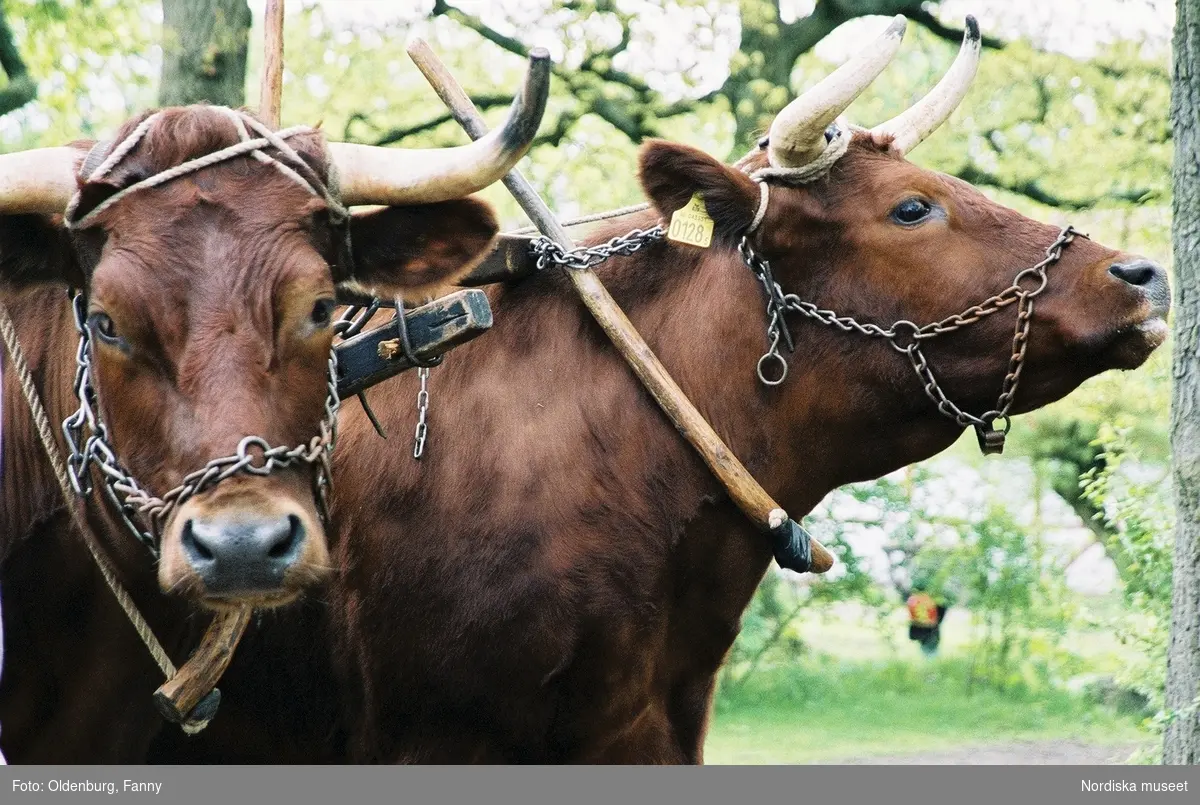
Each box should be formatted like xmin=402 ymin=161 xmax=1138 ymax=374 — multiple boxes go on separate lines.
xmin=955 ymin=163 xmax=1155 ymax=210
xmin=357 ymin=0 xmax=1154 ymax=211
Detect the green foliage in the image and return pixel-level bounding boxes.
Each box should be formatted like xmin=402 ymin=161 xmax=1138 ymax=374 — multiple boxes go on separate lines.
xmin=1081 ymin=424 xmax=1174 ymax=760
xmin=722 ymin=544 xmax=888 ymax=691
xmin=950 ymin=506 xmax=1070 ymax=689
xmin=709 ymin=655 xmax=1145 ymax=763
xmin=2 ymin=0 xmax=159 ymax=147
xmin=890 ymin=37 xmax=1169 ymax=210
xmin=1083 ymin=428 xmax=1174 ymax=609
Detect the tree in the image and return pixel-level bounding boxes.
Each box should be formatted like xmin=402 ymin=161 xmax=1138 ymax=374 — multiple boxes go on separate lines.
xmin=0 ymin=0 xmax=35 ymax=116
xmin=158 ymin=0 xmax=251 ymax=108
xmin=430 ymin=0 xmax=995 ymax=156
xmin=401 ymin=0 xmax=1165 ymax=213
xmin=1165 ymin=0 xmax=1200 ymax=766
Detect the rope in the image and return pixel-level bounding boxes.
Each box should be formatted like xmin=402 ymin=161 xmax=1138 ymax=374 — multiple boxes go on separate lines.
xmin=508 ymin=202 xmax=651 ymax=236
xmin=750 ymin=121 xmax=854 ymax=185
xmin=65 ymin=107 xmax=345 ymax=231
xmin=747 ymin=180 xmax=770 ymax=236
xmin=0 ymin=299 xmax=176 ymax=680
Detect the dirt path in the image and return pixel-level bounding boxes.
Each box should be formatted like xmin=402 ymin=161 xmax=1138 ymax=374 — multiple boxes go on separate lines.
xmin=834 ymin=740 xmax=1142 ymax=765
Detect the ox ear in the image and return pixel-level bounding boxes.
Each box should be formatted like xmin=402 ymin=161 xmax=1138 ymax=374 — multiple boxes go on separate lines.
xmin=344 ymin=198 xmax=499 ymax=302
xmin=638 ymin=139 xmax=759 ymax=243
xmin=0 ymin=214 xmax=82 ymax=290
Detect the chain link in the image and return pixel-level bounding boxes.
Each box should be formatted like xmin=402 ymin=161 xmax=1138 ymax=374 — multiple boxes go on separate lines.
xmin=740 ymin=226 xmax=1079 ymax=452
xmin=526 ymin=217 xmax=1075 ymax=454
xmin=62 ymin=291 xmax=341 ymax=555
xmin=413 ymin=366 xmax=431 ymax=459
xmin=530 ymin=226 xmax=665 ymax=272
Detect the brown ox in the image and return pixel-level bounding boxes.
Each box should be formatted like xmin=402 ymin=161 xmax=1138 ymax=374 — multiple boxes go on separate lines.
xmin=0 ymin=73 xmax=546 ymax=761
xmin=153 ymin=18 xmax=1168 ymax=763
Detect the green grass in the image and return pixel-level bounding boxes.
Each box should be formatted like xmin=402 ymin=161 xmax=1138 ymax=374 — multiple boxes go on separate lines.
xmin=704 ymin=657 xmax=1147 ymax=764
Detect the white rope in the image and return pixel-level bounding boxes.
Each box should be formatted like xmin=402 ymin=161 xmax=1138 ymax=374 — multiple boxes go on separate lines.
xmin=747 ymin=180 xmax=770 ymax=236
xmin=503 ymin=125 xmax=851 ymax=242
xmin=65 ymin=107 xmax=345 ymax=231
xmin=508 ymin=202 xmax=651 ymax=236
xmin=750 ymin=122 xmax=854 ymax=185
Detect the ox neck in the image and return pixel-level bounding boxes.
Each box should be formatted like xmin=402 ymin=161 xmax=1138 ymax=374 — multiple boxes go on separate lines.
xmin=1 ymin=287 xmax=79 ymax=559
xmin=578 ymin=216 xmax=968 ymax=519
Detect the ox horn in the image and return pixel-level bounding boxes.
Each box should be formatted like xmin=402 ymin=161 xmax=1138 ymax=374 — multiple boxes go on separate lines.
xmin=328 ymin=48 xmax=551 ymax=206
xmin=766 ymin=15 xmax=906 ymax=169
xmin=871 ymin=16 xmax=982 ymax=155
xmin=0 ymin=146 xmax=82 ymax=215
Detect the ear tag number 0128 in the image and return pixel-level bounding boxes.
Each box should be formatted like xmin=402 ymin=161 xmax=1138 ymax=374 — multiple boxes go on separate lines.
xmin=667 ymin=193 xmax=714 ymax=248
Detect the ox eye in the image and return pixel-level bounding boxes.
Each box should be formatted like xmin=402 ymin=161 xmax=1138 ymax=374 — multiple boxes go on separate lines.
xmin=890 ymin=198 xmax=934 ymax=226
xmin=310 ymin=298 xmax=336 ymax=328
xmin=88 ymin=312 xmax=122 ymax=345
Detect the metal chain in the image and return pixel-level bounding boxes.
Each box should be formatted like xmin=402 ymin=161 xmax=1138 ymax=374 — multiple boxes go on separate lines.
xmin=54 ymin=106 xmax=353 ymax=555
xmin=740 ymin=225 xmax=1079 ymax=453
xmin=413 ymin=366 xmax=431 ymax=459
xmin=62 ymin=291 xmax=341 ymax=554
xmin=530 ymin=225 xmax=665 ymax=272
xmin=525 ymin=217 xmax=1075 ymax=454
xmin=0 ymin=297 xmax=179 ymax=680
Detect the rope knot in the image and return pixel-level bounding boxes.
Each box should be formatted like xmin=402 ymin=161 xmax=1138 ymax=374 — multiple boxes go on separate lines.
xmin=750 ymin=120 xmax=854 ymax=186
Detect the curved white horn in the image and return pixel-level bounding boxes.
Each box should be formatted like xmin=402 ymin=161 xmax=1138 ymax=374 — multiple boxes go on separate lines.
xmin=767 ymin=15 xmax=906 ymax=169
xmin=872 ymin=16 xmax=982 ymax=155
xmin=329 ymin=49 xmax=551 ymax=206
xmin=0 ymin=147 xmax=81 ymax=215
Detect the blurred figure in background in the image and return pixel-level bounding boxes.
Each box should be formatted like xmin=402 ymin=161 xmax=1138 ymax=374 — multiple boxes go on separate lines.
xmin=906 ymin=584 xmax=949 ymax=658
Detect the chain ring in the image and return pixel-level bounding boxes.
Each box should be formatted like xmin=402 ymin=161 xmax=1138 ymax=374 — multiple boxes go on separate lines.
xmin=739 ymin=226 xmax=1080 ymax=448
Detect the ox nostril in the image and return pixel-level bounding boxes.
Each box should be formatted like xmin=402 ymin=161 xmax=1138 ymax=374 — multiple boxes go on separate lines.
xmin=1109 ymin=260 xmax=1162 ymax=288
xmin=180 ymin=519 xmax=214 ymax=562
xmin=176 ymin=513 xmax=308 ymax=594
xmin=267 ymin=514 xmax=305 ymax=559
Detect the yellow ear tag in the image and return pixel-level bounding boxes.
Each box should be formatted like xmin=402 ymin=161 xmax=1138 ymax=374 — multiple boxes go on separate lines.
xmin=667 ymin=193 xmax=714 ymax=248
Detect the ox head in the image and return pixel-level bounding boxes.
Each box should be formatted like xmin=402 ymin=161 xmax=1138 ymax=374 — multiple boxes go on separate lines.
xmin=0 ymin=60 xmax=547 ymax=608
xmin=637 ymin=16 xmax=1167 ymax=476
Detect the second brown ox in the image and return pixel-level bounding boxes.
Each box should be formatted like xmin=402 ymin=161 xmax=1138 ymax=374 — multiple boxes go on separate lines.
xmin=154 ymin=17 xmax=1169 ymax=763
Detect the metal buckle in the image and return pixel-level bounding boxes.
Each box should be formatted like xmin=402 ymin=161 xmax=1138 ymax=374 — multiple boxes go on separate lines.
xmin=390 ymin=297 xmax=444 ymax=370
xmin=974 ymin=416 xmax=1011 ymax=455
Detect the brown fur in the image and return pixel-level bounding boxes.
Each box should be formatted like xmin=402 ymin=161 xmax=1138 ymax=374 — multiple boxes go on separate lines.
xmin=151 ymin=133 xmax=1167 ymax=764
xmin=0 ymin=105 xmax=501 ymax=761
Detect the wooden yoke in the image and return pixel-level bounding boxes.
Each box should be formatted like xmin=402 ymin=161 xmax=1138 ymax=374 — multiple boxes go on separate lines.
xmin=406 ymin=40 xmax=833 ymax=575
xmin=151 ymin=0 xmax=290 ymax=733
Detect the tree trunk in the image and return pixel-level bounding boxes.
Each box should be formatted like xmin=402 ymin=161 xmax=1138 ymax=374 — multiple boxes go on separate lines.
xmin=1165 ymin=0 xmax=1200 ymax=766
xmin=158 ymin=0 xmax=251 ymax=108
xmin=0 ymin=2 xmax=35 ymax=116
